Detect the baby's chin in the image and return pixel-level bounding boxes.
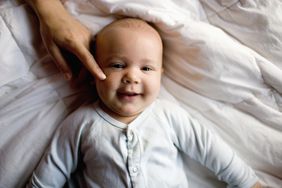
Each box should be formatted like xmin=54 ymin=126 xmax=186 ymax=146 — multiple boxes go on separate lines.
xmin=113 ymin=107 xmax=144 ymax=123
xmin=116 ymin=108 xmax=143 ymax=118
xmin=100 ymin=102 xmax=142 ymax=123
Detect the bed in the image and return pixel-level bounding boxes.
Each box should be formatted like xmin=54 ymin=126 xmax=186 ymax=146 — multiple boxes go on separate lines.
xmin=0 ymin=0 xmax=281 ymax=187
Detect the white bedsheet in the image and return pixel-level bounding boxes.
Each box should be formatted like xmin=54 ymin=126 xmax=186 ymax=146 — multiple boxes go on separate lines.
xmin=0 ymin=0 xmax=281 ymax=187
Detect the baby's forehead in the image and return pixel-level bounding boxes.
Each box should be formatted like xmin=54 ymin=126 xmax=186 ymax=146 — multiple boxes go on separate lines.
xmin=97 ymin=18 xmax=160 ymax=39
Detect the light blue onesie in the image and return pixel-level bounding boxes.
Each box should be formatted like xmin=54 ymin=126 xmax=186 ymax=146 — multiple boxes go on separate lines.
xmin=30 ymin=99 xmax=258 ymax=188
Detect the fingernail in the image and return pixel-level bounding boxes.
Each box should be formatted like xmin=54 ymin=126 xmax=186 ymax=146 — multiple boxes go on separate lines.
xmin=100 ymin=73 xmax=106 ymax=80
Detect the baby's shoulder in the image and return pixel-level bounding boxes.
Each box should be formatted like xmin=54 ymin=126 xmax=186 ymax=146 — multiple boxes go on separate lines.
xmin=155 ymin=98 xmax=184 ymax=111
xmin=63 ymin=101 xmax=100 ymax=125
xmin=153 ymin=99 xmax=189 ymax=119
xmin=57 ymin=102 xmax=101 ymax=137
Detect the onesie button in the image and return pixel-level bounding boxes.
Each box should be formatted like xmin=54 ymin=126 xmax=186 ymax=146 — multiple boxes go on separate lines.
xmin=129 ymin=166 xmax=139 ymax=177
xmin=132 ymin=166 xmax=138 ymax=173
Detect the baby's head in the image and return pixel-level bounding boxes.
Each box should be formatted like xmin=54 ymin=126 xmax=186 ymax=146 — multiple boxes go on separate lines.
xmin=94 ymin=18 xmax=163 ymax=123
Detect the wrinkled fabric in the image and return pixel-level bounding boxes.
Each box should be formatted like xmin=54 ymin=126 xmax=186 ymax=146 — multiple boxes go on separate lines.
xmin=0 ymin=0 xmax=282 ymax=187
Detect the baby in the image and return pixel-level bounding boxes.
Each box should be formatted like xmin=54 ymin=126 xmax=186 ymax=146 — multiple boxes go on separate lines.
xmin=29 ymin=18 xmax=261 ymax=188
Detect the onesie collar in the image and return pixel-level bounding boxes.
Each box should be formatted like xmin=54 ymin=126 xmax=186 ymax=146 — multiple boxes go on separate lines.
xmin=95 ymin=100 xmax=155 ymax=130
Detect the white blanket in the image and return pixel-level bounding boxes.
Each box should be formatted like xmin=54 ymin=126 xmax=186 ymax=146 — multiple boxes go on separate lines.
xmin=0 ymin=0 xmax=281 ymax=187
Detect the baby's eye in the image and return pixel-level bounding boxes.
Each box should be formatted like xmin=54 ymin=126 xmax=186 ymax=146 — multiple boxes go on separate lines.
xmin=111 ymin=63 xmax=125 ymax=69
xmin=142 ymin=66 xmax=153 ymax=71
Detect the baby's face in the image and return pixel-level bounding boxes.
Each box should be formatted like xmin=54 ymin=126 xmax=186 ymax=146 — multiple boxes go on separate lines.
xmin=95 ymin=24 xmax=163 ymax=123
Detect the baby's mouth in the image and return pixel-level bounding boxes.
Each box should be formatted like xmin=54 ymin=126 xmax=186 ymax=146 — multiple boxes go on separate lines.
xmin=117 ymin=91 xmax=141 ymax=101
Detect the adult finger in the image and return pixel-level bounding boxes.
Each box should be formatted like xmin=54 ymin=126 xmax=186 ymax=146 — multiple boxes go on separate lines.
xmin=48 ymin=43 xmax=73 ymax=80
xmin=68 ymin=43 xmax=106 ymax=80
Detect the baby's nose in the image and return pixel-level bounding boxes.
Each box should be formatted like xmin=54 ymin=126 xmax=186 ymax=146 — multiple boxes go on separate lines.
xmin=122 ymin=70 xmax=140 ymax=84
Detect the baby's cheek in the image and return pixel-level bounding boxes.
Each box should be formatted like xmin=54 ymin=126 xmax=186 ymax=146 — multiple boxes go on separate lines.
xmin=150 ymin=79 xmax=161 ymax=92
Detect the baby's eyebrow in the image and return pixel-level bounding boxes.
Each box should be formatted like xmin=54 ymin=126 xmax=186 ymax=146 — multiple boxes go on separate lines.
xmin=140 ymin=57 xmax=160 ymax=63
xmin=140 ymin=58 xmax=162 ymax=66
xmin=105 ymin=55 xmax=127 ymax=62
xmin=104 ymin=56 xmax=162 ymax=67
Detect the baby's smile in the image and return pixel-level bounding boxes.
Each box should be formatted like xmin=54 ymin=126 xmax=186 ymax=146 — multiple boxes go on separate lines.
xmin=117 ymin=90 xmax=142 ymax=102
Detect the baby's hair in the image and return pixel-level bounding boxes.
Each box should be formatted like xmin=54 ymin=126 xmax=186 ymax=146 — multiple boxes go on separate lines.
xmin=93 ymin=17 xmax=163 ymax=59
xmin=97 ymin=18 xmax=160 ymax=38
xmin=106 ymin=18 xmax=148 ymax=28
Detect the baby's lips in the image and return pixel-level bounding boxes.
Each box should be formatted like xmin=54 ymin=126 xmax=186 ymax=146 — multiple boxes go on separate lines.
xmin=118 ymin=91 xmax=139 ymax=96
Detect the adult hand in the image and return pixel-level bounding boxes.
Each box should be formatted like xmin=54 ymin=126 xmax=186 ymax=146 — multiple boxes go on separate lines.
xmin=26 ymin=0 xmax=106 ymax=80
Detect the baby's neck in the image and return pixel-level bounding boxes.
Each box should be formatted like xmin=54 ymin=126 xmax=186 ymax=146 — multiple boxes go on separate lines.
xmin=99 ymin=102 xmax=140 ymax=124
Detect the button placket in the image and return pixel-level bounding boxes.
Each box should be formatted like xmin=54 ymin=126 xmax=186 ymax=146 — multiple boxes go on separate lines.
xmin=126 ymin=128 xmax=141 ymax=178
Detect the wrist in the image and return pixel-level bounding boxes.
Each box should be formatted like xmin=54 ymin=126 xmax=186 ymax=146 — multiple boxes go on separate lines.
xmin=25 ymin=0 xmax=68 ymax=21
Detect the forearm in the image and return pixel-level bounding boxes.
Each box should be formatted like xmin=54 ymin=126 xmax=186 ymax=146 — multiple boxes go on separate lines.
xmin=25 ymin=0 xmax=69 ymax=21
